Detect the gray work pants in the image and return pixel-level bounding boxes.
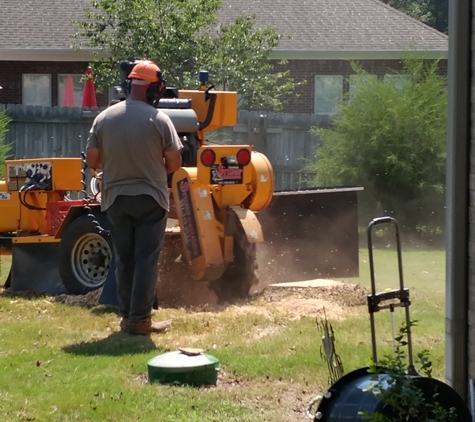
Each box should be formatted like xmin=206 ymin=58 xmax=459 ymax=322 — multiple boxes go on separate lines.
xmin=106 ymin=194 xmax=167 ymax=321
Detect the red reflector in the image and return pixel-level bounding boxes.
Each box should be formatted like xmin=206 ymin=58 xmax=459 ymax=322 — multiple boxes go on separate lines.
xmin=201 ymin=149 xmax=216 ymax=167
xmin=236 ymin=148 xmax=251 ymax=166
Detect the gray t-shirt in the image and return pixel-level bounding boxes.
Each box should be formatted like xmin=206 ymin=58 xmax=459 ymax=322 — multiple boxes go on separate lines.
xmin=86 ymin=99 xmax=183 ymax=211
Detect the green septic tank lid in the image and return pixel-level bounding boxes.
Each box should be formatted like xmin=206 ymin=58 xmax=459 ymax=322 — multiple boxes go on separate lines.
xmin=147 ymin=348 xmax=219 ymax=386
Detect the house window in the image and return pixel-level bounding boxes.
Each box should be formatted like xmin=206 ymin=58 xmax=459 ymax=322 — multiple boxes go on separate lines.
xmin=384 ymin=74 xmax=411 ymax=89
xmin=349 ymin=74 xmax=377 ymax=100
xmin=58 ymin=74 xmax=84 ymax=107
xmin=22 ymin=74 xmax=51 ymax=106
xmin=314 ymin=75 xmax=343 ymax=115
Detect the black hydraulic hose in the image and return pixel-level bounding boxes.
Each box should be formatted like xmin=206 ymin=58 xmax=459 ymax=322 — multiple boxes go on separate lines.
xmin=198 ymin=85 xmax=216 ymax=131
xmin=19 ymin=184 xmax=46 ymax=211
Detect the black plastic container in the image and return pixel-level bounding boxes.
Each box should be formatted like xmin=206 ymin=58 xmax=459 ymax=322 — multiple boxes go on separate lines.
xmin=314 ymin=367 xmax=471 ymax=421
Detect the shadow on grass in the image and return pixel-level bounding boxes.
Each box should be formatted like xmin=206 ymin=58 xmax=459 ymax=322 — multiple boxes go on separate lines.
xmin=62 ymin=331 xmax=158 ymax=356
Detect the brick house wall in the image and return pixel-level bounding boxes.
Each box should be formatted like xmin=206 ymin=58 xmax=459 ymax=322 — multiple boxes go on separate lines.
xmin=0 ymin=58 xmax=447 ymax=112
xmin=0 ymin=61 xmax=109 ymax=106
xmin=278 ymin=58 xmax=448 ymax=114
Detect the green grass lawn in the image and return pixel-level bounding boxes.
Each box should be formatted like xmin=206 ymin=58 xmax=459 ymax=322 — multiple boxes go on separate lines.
xmin=0 ymin=248 xmax=446 ymax=421
xmin=342 ymin=247 xmax=446 ymax=374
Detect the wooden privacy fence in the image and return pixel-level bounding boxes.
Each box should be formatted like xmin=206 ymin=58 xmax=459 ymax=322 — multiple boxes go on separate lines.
xmin=210 ymin=111 xmax=331 ymax=191
xmin=0 ymin=104 xmax=101 ymax=160
xmin=1 ymin=104 xmax=329 ymax=191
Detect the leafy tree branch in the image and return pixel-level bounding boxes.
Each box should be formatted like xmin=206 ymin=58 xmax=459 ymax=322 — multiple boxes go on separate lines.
xmin=72 ymin=0 xmax=300 ymax=111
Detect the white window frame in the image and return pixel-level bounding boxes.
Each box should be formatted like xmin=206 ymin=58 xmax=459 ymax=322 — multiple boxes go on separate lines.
xmin=314 ymin=75 xmax=343 ymax=115
xmin=58 ymin=74 xmax=84 ymax=107
xmin=22 ymin=74 xmax=52 ymax=106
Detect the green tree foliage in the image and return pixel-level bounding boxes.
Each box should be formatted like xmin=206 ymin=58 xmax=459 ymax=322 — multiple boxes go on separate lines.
xmin=0 ymin=110 xmax=11 ymax=179
xmin=198 ymin=16 xmax=297 ymax=111
xmin=72 ymin=0 xmax=299 ymax=111
xmin=381 ymin=0 xmax=448 ymax=34
xmin=308 ymin=59 xmax=447 ymax=236
xmin=429 ymin=0 xmax=449 ymax=34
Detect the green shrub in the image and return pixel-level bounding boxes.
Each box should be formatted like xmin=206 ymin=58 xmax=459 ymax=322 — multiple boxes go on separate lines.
xmin=308 ymin=58 xmax=447 ymax=238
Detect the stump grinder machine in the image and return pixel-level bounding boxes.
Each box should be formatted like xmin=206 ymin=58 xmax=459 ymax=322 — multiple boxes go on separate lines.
xmin=0 ymin=60 xmax=361 ymax=304
xmin=0 ymin=60 xmax=275 ymax=303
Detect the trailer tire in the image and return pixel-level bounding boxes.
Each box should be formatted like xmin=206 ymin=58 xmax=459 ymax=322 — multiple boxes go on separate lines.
xmin=58 ymin=213 xmax=113 ymax=295
xmin=210 ymin=224 xmax=258 ymax=302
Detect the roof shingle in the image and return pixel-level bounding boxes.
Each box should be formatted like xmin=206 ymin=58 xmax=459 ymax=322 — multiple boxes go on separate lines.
xmin=1 ymin=0 xmax=88 ymax=49
xmin=217 ymin=0 xmax=448 ymax=51
xmin=0 ymin=0 xmax=448 ymax=52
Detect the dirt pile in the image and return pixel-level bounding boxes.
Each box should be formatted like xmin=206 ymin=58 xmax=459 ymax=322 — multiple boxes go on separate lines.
xmin=252 ymin=282 xmax=368 ymax=320
xmin=53 ymin=288 xmax=103 ymax=306
xmin=2 ymin=274 xmax=368 ymax=319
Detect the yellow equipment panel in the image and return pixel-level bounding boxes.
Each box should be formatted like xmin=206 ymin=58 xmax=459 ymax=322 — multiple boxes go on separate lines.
xmin=171 ymin=167 xmax=225 ymax=281
xmin=195 ymin=145 xmax=273 ymax=211
xmin=179 ymin=90 xmax=237 ymax=132
xmin=5 ymin=158 xmax=83 ymax=192
xmin=0 ymin=181 xmax=20 ymax=231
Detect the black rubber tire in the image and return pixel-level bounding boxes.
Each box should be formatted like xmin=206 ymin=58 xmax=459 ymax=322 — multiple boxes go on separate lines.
xmin=58 ymin=213 xmax=113 ymax=295
xmin=210 ymin=224 xmax=258 ymax=302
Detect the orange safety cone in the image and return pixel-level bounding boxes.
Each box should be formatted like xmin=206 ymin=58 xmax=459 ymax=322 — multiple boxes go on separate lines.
xmin=62 ymin=75 xmax=76 ymax=107
xmin=82 ymin=67 xmax=97 ymax=107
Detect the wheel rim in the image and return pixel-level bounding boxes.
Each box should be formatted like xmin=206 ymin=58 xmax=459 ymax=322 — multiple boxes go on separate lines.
xmin=70 ymin=232 xmax=112 ymax=289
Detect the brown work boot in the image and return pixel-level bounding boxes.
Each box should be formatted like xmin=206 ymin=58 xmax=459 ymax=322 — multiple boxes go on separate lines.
xmin=125 ymin=318 xmax=173 ymax=335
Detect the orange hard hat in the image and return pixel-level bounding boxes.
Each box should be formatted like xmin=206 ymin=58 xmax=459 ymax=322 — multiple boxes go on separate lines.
xmin=128 ymin=60 xmax=160 ymax=83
